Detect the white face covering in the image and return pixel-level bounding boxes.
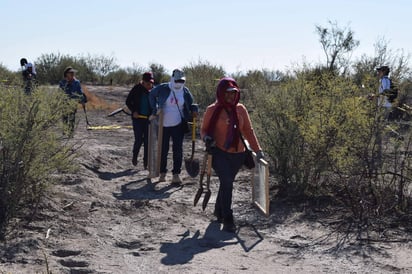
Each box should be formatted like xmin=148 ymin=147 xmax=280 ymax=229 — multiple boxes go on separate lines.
xmin=169 ymin=76 xmax=185 ymax=91
xmin=173 ymin=82 xmax=184 ymax=90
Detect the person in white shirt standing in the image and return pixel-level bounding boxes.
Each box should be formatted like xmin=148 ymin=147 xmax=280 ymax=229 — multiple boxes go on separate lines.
xmin=149 ymin=69 xmax=198 ymax=185
xmin=376 ymin=65 xmax=393 ymax=119
xmin=374 ymin=65 xmax=395 ymax=170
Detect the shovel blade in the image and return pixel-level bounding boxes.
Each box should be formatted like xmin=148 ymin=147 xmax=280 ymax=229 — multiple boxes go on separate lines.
xmin=202 ymin=190 xmax=211 ymax=211
xmin=193 ymin=187 xmax=203 ymax=206
xmin=108 ymin=107 xmax=125 ymax=117
xmin=185 ymin=158 xmax=200 ymax=178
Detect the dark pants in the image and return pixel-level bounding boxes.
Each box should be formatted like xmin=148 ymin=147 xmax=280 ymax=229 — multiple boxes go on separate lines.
xmin=160 ymin=124 xmax=184 ymax=175
xmin=132 ymin=118 xmax=149 ymax=167
xmin=212 ymin=148 xmax=246 ymax=219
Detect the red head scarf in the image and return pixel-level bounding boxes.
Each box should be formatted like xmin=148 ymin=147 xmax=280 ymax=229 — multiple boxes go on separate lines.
xmin=207 ymin=77 xmax=241 ymax=150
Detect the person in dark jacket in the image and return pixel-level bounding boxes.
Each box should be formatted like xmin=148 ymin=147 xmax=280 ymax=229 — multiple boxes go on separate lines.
xmin=22 ymin=63 xmax=36 ymax=94
xmin=149 ymin=69 xmax=198 ymax=185
xmin=59 ymin=67 xmax=87 ymax=135
xmin=126 ymin=72 xmax=154 ymax=168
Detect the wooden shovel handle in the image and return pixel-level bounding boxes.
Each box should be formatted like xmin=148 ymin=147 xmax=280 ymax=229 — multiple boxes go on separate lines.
xmin=192 ymin=117 xmax=196 ymax=141
xmin=206 ymin=154 xmax=212 ymax=189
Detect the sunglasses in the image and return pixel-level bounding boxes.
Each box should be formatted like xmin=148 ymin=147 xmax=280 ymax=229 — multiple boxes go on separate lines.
xmin=225 ymin=87 xmax=239 ymax=93
xmin=174 ymin=80 xmax=185 ymax=84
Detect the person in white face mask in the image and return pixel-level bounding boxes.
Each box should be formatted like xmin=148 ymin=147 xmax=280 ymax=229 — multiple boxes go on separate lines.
xmin=149 ymin=69 xmax=199 ymax=185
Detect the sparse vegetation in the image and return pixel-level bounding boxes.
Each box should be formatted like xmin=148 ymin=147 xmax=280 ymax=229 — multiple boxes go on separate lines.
xmin=0 ymin=22 xmax=411 ymax=243
xmin=0 ymin=86 xmax=75 ymax=239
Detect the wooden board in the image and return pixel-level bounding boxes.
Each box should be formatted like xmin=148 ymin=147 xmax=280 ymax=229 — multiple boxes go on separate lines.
xmin=156 ymin=111 xmax=164 ymax=176
xmin=148 ymin=111 xmax=163 ymax=178
xmin=251 ymin=153 xmax=270 ymax=217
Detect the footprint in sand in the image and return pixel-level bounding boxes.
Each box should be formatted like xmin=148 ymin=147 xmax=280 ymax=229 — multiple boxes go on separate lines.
xmin=52 ymin=249 xmax=82 ymax=257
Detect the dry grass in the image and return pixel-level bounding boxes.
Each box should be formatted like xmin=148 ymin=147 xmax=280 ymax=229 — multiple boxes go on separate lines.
xmin=81 ymin=85 xmax=119 ymax=111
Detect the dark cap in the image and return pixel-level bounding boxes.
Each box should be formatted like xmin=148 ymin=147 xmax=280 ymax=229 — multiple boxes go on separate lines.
xmin=376 ymin=65 xmax=390 ymax=72
xmin=142 ymin=72 xmax=154 ymax=83
xmin=172 ymin=69 xmax=186 ymax=81
xmin=64 ymin=66 xmax=77 ymax=77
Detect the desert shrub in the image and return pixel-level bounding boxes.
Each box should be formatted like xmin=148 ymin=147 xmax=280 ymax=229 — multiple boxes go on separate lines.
xmin=107 ymin=65 xmax=146 ymax=86
xmin=0 ymin=64 xmax=21 ymax=87
xmin=149 ymin=63 xmax=170 ymax=85
xmin=247 ymin=67 xmax=411 ymax=232
xmin=35 ymin=53 xmax=92 ymax=84
xmin=0 ymin=85 xmax=75 ymax=239
xmin=86 ymin=54 xmax=119 ymax=85
xmin=183 ymin=61 xmax=226 ymax=110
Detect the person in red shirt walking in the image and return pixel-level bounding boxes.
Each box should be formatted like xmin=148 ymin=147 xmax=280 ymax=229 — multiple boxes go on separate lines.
xmin=201 ymin=77 xmax=264 ymax=233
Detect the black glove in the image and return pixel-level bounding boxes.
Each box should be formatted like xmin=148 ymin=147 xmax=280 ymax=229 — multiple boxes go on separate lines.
xmin=256 ymin=150 xmax=265 ymax=162
xmin=203 ymin=135 xmax=216 ymax=153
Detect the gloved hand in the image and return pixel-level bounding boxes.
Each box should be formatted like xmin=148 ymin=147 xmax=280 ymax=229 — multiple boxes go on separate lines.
xmin=149 ymin=115 xmax=157 ymax=121
xmin=203 ymin=135 xmax=216 ymax=152
xmin=256 ymin=150 xmax=265 ymax=162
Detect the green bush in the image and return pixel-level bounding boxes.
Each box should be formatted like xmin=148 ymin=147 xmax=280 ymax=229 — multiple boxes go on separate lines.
xmin=35 ymin=53 xmax=96 ymax=85
xmin=0 ymin=64 xmax=21 ymax=87
xmin=247 ymin=67 xmax=411 ymax=230
xmin=183 ymin=61 xmax=226 ymax=110
xmin=0 ymin=86 xmax=75 ymax=238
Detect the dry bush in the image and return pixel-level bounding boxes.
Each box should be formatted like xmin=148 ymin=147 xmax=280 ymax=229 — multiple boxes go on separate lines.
xmin=0 ymin=86 xmax=75 ymax=239
xmin=82 ymin=85 xmax=119 ymax=111
xmin=183 ymin=61 xmax=226 ymax=110
xmin=245 ymin=68 xmax=412 ymax=235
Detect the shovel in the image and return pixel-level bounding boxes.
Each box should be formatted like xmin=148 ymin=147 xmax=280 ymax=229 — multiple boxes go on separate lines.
xmin=185 ymin=117 xmax=200 ymax=177
xmin=107 ymin=106 xmax=132 ymax=117
xmin=194 ymin=152 xmax=208 ymax=206
xmin=202 ymin=154 xmax=213 ymax=211
xmin=83 ymin=104 xmax=91 ymax=128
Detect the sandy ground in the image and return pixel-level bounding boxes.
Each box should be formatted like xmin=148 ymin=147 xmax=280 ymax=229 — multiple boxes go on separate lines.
xmin=1 ymin=85 xmax=412 ymax=274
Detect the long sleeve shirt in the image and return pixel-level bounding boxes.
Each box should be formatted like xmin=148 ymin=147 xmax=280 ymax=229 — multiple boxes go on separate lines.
xmin=125 ymin=83 xmax=152 ymax=117
xmin=59 ymin=79 xmax=87 ymax=103
xmin=201 ymin=103 xmax=261 ymax=153
xmin=379 ymin=76 xmax=392 ymax=108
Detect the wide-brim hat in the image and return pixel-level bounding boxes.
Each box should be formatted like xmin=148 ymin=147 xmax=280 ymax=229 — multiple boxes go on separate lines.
xmin=376 ymin=65 xmax=390 ymax=72
xmin=64 ymin=66 xmax=77 ymax=76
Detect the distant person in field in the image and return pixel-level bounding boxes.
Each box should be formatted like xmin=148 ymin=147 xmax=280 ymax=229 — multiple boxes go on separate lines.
xmin=22 ymin=63 xmax=36 ymax=94
xmin=149 ymin=69 xmax=198 ymax=185
xmin=126 ymin=72 xmax=154 ymax=168
xmin=201 ymin=77 xmax=264 ymax=233
xmin=376 ymin=66 xmax=392 ymax=110
xmin=59 ymin=67 xmax=87 ymax=134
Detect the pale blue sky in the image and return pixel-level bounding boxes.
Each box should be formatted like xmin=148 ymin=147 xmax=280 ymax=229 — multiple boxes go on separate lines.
xmin=1 ymin=0 xmax=410 ymax=73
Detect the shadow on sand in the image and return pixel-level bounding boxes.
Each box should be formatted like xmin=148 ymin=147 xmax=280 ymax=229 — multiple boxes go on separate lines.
xmin=160 ymin=222 xmax=264 ymax=265
xmin=113 ymin=178 xmax=182 ymax=201
xmin=82 ymin=163 xmax=138 ymax=181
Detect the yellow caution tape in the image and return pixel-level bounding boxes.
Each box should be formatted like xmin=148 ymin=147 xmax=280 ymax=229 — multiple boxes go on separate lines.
xmin=87 ymin=125 xmax=133 ymax=130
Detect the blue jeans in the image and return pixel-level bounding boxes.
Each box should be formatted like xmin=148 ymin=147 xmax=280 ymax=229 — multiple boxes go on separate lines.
xmin=212 ymin=148 xmax=246 ymax=219
xmin=132 ymin=118 xmax=149 ymax=167
xmin=160 ymin=124 xmax=184 ymax=175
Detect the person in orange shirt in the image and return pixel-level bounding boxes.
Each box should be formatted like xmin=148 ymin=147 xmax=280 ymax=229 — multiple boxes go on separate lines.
xmin=201 ymin=77 xmax=264 ymax=233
